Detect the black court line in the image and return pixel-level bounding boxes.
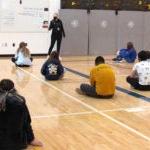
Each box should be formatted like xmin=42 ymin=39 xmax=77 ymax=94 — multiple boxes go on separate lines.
xmin=65 ymin=67 xmax=150 ymax=103
xmin=62 ymin=59 xmax=133 ymax=70
xmin=62 ymin=58 xmax=112 ymax=63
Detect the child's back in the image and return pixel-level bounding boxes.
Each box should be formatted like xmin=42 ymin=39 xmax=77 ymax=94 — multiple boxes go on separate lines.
xmin=41 ymin=59 xmax=64 ymax=80
xmin=91 ymin=64 xmax=115 ymax=96
xmin=0 ymin=79 xmax=42 ymax=149
xmin=15 ymin=50 xmax=32 ymax=66
xmin=41 ymin=51 xmax=64 ymax=80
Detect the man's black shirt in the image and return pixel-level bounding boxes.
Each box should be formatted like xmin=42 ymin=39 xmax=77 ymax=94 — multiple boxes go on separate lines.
xmin=49 ymin=19 xmax=65 ymax=37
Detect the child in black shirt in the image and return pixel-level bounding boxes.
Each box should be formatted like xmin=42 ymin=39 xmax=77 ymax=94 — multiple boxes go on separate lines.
xmin=0 ymin=79 xmax=43 ymax=150
xmin=41 ymin=51 xmax=64 ymax=80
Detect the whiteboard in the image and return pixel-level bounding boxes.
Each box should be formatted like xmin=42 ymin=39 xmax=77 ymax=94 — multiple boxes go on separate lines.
xmin=0 ymin=0 xmax=49 ymax=32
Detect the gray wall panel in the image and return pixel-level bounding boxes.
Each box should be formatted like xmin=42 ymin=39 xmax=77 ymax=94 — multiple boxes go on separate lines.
xmin=89 ymin=10 xmax=117 ymax=55
xmin=59 ymin=10 xmax=146 ymax=56
xmin=59 ymin=9 xmax=88 ymax=56
xmin=143 ymin=12 xmax=150 ymax=51
xmin=117 ymin=11 xmax=144 ymax=52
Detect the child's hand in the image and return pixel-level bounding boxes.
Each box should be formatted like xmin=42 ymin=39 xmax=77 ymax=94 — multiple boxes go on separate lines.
xmin=30 ymin=138 xmax=43 ymax=147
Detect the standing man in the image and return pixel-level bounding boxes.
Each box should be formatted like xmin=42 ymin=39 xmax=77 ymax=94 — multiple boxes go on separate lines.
xmin=48 ymin=13 xmax=65 ymax=56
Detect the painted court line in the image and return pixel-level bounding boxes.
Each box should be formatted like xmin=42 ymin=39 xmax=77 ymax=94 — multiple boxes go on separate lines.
xmin=32 ymin=106 xmax=150 ymax=119
xmin=32 ymin=111 xmax=94 ymax=119
xmin=124 ymin=107 xmax=150 ymax=113
xmin=18 ymin=67 xmax=150 ymax=142
xmin=62 ymin=58 xmax=114 ymax=63
xmin=65 ymin=67 xmax=150 ymax=103
xmin=102 ymin=106 xmax=150 ymax=113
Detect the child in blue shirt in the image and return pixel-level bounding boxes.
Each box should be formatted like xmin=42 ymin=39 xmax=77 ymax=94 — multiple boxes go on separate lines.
xmin=113 ymin=42 xmax=137 ymax=63
xmin=41 ymin=51 xmax=64 ymax=80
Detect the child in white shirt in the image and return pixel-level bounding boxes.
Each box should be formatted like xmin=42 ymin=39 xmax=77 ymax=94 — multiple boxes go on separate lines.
xmin=12 ymin=42 xmax=33 ymax=67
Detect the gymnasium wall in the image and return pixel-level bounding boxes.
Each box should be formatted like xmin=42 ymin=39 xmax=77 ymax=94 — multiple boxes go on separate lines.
xmin=60 ymin=10 xmax=150 ymax=56
xmin=0 ymin=0 xmax=150 ymax=56
xmin=0 ymin=0 xmax=60 ymax=55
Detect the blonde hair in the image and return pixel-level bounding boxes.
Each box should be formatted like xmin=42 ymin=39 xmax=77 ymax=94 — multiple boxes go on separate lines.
xmin=53 ymin=13 xmax=59 ymax=18
xmin=17 ymin=42 xmax=31 ymax=57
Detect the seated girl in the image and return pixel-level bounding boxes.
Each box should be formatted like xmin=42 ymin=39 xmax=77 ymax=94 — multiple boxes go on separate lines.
xmin=41 ymin=51 xmax=64 ymax=80
xmin=0 ymin=79 xmax=43 ymax=149
xmin=12 ymin=42 xmax=33 ymax=67
xmin=113 ymin=42 xmax=137 ymax=63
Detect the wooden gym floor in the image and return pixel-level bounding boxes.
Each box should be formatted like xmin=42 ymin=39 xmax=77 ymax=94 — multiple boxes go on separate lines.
xmin=0 ymin=56 xmax=150 ymax=150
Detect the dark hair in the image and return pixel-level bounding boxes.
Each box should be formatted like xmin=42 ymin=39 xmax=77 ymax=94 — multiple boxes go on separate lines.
xmin=138 ymin=50 xmax=148 ymax=61
xmin=49 ymin=51 xmax=59 ymax=61
xmin=95 ymin=56 xmax=105 ymax=65
xmin=127 ymin=42 xmax=134 ymax=49
xmin=0 ymin=79 xmax=14 ymax=91
xmin=146 ymin=51 xmax=150 ymax=59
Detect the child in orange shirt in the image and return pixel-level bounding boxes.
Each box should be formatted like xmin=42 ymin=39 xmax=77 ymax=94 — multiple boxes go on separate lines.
xmin=76 ymin=56 xmax=115 ymax=98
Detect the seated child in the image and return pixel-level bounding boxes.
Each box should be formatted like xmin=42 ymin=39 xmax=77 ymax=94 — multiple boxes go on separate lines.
xmin=0 ymin=79 xmax=43 ymax=150
xmin=113 ymin=42 xmax=137 ymax=63
xmin=76 ymin=56 xmax=115 ymax=98
xmin=41 ymin=51 xmax=64 ymax=80
xmin=12 ymin=42 xmax=33 ymax=67
xmin=127 ymin=50 xmax=150 ymax=91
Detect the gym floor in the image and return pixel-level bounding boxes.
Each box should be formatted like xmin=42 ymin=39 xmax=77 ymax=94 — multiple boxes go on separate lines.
xmin=0 ymin=56 xmax=150 ymax=150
